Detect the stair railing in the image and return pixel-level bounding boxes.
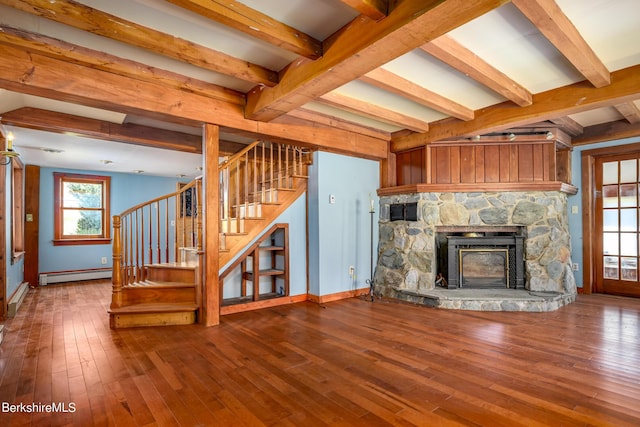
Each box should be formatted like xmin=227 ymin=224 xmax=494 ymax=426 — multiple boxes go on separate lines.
xmin=218 ymin=140 xmax=310 ymax=236
xmin=111 ymin=177 xmax=202 ymax=309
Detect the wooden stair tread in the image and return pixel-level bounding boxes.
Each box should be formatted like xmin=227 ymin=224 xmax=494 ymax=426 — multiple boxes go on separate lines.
xmin=146 ymin=262 xmax=196 ymax=270
xmin=109 ymin=302 xmax=198 ymax=314
xmin=123 ymin=280 xmax=195 ymax=289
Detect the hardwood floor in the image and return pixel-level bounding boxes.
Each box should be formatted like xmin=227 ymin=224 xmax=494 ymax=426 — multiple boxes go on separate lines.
xmin=1 ymin=280 xmax=639 ymax=426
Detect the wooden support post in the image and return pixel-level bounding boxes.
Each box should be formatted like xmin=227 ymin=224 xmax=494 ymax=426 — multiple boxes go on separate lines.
xmin=204 ymin=123 xmax=221 ymax=326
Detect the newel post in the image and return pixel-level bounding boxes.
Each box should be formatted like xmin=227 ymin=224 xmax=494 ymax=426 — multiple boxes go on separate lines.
xmin=111 ymin=215 xmax=122 ymax=309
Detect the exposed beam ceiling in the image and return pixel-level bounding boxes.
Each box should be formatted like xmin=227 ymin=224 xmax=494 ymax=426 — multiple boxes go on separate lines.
xmin=245 ymin=0 xmax=508 ymax=121
xmin=419 ymin=35 xmax=532 ymax=107
xmin=1 ymin=0 xmax=279 ymax=86
xmin=0 ymin=0 xmax=638 ymax=176
xmin=511 ymin=0 xmax=610 ymax=88
xmin=391 ymin=64 xmax=640 ymax=152
xmin=164 ymin=0 xmax=323 ymax=59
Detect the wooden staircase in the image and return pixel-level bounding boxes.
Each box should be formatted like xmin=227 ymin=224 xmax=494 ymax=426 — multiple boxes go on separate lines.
xmin=108 ymin=141 xmax=310 ymax=328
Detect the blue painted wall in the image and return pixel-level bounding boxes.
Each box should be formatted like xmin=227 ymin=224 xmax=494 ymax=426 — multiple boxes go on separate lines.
xmin=308 ymin=151 xmax=380 ymax=297
xmin=38 ymin=167 xmax=188 ymax=274
xmin=568 ymin=135 xmax=640 ymax=288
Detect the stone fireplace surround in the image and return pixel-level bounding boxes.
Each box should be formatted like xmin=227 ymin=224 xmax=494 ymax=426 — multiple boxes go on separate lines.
xmin=373 ymin=190 xmax=577 ymax=311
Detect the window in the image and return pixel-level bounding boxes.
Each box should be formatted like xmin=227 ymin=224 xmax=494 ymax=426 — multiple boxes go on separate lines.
xmin=54 ymin=173 xmax=111 ymax=245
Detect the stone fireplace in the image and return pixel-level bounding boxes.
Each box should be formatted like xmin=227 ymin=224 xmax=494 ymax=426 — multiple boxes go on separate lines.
xmin=373 ymin=190 xmax=577 ymax=311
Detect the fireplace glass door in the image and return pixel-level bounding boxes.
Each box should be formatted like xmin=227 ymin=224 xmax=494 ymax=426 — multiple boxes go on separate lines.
xmin=459 ymin=249 xmax=508 ymax=288
xmin=597 ymin=155 xmax=640 ymax=297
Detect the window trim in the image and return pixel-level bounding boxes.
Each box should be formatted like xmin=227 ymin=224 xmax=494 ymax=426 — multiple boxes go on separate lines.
xmin=53 ymin=172 xmax=111 ymax=246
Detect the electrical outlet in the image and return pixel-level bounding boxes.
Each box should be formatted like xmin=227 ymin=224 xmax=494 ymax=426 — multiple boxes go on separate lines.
xmin=572 ymin=263 xmax=579 ymax=271
xmin=349 ymin=266 xmax=355 ymax=277
xmin=329 ymin=194 xmax=336 ymax=204
xmin=101 ymin=257 xmax=108 ymax=265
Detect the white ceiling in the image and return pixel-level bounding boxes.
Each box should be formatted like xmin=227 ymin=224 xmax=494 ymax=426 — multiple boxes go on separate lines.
xmin=1 ymin=0 xmax=639 ymax=177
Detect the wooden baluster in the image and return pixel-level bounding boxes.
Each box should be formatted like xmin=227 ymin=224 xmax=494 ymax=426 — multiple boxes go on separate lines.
xmin=235 ymin=159 xmax=240 ymax=233
xmin=253 ymin=144 xmax=258 ymax=209
xmin=269 ymin=142 xmax=274 ymax=202
xmin=244 ymin=151 xmax=249 ymax=218
xmin=164 ymin=198 xmax=169 ymax=263
xmin=196 ymin=179 xmax=203 ymax=254
xmin=127 ymin=216 xmax=133 ymax=284
xmin=148 ymin=204 xmax=153 ymax=266
xmin=285 ymin=145 xmax=290 ymax=188
xmin=278 ymin=143 xmax=282 ymax=190
xmin=261 ymin=142 xmax=266 ymax=204
xmin=156 ymin=202 xmax=161 ymax=263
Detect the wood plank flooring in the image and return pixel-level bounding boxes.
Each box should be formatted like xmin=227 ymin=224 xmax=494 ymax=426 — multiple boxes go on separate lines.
xmin=0 ymin=280 xmax=639 ymax=426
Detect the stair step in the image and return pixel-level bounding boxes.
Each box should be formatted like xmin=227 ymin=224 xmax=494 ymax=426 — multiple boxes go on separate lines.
xmin=109 ymin=302 xmax=198 ymax=328
xmin=124 ymin=280 xmax=195 ymax=288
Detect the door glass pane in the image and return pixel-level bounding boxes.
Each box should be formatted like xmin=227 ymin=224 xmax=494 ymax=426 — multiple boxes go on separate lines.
xmin=604 ymin=210 xmax=618 ymax=232
xmin=620 ymin=159 xmax=637 ymax=183
xmin=620 ymin=233 xmax=638 ymax=256
xmin=620 ymin=184 xmax=637 ymax=207
xmin=620 ymin=209 xmax=637 ymax=232
xmin=603 ymin=233 xmax=619 ymax=255
xmin=621 ymin=257 xmax=638 ymax=281
xmin=604 ymin=256 xmax=619 ymax=279
xmin=603 ymin=161 xmax=618 ymax=185
xmin=603 ymin=185 xmax=619 ymax=208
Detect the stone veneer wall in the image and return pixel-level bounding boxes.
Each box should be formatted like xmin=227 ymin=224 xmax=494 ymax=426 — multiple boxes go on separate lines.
xmin=374 ymin=191 xmax=577 ymax=297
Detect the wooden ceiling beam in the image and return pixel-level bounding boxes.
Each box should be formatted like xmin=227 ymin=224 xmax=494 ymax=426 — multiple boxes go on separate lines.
xmin=615 ymin=102 xmax=640 ymax=124
xmin=281 ymin=108 xmax=391 ymax=140
xmin=420 ymin=35 xmax=532 ymax=107
xmin=0 ymin=0 xmax=279 ymax=87
xmin=317 ymin=92 xmax=430 ymax=132
xmin=0 ymin=43 xmax=387 ymax=159
xmin=511 ymin=0 xmax=610 ymax=88
xmin=165 ymin=0 xmax=322 ymax=59
xmin=337 ymin=0 xmax=389 ymax=21
xmin=0 ymin=107 xmax=205 ymax=152
xmin=391 ymin=64 xmax=640 ymax=152
xmin=0 ymin=26 xmax=245 ymax=106
xmin=549 ymin=116 xmax=583 ymax=136
xmin=245 ymin=0 xmax=508 ymax=121
xmin=573 ymin=120 xmax=640 ymax=146
xmin=360 ymin=67 xmax=474 ymax=120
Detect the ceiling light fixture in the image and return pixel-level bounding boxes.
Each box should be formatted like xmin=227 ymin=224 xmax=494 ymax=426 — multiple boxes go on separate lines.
xmin=100 ymin=159 xmax=113 ymax=165
xmin=1 ymin=130 xmax=19 ymax=165
xmin=41 ymin=147 xmax=64 ymax=153
xmin=134 ymin=170 xmax=144 ymax=174
xmin=508 ymin=133 xmax=516 ymax=141
xmin=546 ymin=131 xmax=554 ymax=140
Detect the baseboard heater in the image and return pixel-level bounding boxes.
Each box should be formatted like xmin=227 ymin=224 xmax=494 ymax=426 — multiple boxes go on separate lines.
xmin=7 ymin=281 xmax=30 ymax=317
xmin=39 ymin=268 xmax=112 ymax=286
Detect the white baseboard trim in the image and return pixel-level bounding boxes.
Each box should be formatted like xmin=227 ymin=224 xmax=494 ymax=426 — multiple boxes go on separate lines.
xmin=39 ymin=268 xmax=112 ymax=285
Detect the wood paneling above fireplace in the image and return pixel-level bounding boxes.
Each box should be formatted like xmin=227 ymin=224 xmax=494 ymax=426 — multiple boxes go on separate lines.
xmin=394 ymin=138 xmax=572 ymax=189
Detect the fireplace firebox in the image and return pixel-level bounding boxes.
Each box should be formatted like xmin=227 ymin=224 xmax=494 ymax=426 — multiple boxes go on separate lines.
xmin=437 ymin=229 xmax=525 ymax=289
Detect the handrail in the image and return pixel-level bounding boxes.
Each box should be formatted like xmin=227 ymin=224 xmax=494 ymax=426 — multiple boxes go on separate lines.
xmin=118 ymin=176 xmax=201 ymax=218
xmin=219 ymin=140 xmax=261 ymax=169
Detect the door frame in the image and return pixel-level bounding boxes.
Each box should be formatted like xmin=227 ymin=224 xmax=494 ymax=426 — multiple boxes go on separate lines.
xmin=582 ymin=141 xmax=640 ymax=294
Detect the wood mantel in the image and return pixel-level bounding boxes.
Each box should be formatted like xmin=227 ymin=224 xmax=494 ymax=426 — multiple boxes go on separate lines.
xmin=377 ymin=181 xmax=578 ymax=196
